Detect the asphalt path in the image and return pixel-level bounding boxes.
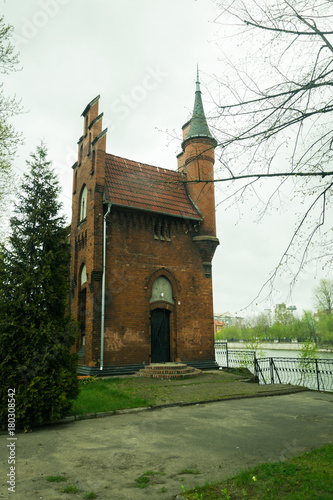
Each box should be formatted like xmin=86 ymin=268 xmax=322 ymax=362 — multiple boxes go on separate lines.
xmin=1 ymin=391 xmax=332 ymax=500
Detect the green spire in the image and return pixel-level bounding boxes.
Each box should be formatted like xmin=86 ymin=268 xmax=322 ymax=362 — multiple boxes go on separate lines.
xmin=185 ymin=67 xmax=216 ymax=143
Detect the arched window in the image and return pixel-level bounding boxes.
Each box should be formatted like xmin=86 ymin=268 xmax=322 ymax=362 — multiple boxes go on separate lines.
xmin=79 ymin=185 xmax=88 ymax=222
xmin=79 ymin=264 xmax=87 ymax=333
xmin=80 ymin=264 xmax=87 ymax=285
xmin=150 ymin=276 xmax=174 ymax=304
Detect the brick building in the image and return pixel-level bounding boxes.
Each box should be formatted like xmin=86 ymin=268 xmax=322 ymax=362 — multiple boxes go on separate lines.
xmin=70 ymin=74 xmax=220 ymax=375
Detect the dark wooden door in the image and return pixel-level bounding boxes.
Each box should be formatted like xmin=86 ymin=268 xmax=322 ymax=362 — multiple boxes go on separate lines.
xmin=151 ymin=309 xmax=170 ymax=363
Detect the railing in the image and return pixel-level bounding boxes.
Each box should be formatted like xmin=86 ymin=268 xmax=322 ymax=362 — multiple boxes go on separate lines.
xmin=215 ymin=344 xmax=333 ymax=392
xmin=254 ymin=357 xmax=333 ymax=392
xmin=215 ymin=344 xmax=256 ymax=370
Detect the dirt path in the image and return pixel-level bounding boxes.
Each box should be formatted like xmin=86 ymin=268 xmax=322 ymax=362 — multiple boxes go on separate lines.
xmin=1 ymin=391 xmax=332 ymax=500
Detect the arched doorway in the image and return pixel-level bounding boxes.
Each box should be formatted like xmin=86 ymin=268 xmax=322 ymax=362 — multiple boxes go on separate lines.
xmin=149 ymin=275 xmax=174 ymax=362
xmin=150 ymin=308 xmax=171 ymax=362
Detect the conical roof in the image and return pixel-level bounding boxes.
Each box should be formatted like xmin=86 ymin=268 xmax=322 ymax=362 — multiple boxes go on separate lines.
xmin=184 ymin=68 xmax=216 ymax=144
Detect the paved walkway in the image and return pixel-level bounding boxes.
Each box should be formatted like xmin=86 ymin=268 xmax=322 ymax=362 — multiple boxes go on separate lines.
xmin=1 ymin=391 xmax=332 ymax=499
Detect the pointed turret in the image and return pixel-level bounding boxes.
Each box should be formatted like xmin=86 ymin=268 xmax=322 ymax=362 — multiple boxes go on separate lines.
xmin=177 ymin=70 xmax=219 ymax=276
xmin=184 ymin=67 xmax=217 ymax=145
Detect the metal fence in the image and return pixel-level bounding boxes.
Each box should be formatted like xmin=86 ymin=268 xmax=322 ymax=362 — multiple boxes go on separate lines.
xmin=215 ymin=345 xmax=256 ymax=370
xmin=254 ymin=357 xmax=333 ymax=392
xmin=215 ymin=345 xmax=333 ymax=392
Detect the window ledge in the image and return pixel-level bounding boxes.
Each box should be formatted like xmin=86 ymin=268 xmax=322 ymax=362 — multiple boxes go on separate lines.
xmin=78 ymin=218 xmax=87 ymax=227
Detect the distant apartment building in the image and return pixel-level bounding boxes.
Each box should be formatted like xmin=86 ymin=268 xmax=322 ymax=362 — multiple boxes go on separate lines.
xmin=214 ymin=312 xmax=244 ymax=329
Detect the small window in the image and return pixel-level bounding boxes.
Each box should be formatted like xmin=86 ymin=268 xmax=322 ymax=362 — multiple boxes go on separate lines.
xmin=160 ymin=220 xmax=165 ymax=240
xmin=154 ymin=217 xmax=171 ymax=241
xmin=80 ymin=185 xmax=88 ymax=222
xmin=203 ymin=262 xmax=212 ymax=279
xmin=73 ymin=171 xmax=77 ymax=194
xmin=166 ymin=222 xmax=171 ymax=241
xmin=154 ymin=219 xmax=159 ymax=240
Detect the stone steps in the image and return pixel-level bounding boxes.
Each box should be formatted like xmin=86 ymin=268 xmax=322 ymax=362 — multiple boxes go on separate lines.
xmin=136 ymin=363 xmax=202 ymax=379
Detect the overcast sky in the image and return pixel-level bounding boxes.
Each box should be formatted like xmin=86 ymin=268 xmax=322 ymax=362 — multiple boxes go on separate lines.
xmin=2 ymin=0 xmax=327 ymax=316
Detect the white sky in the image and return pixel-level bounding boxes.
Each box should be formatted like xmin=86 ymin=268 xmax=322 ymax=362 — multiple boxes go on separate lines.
xmin=2 ymin=0 xmax=327 ymax=316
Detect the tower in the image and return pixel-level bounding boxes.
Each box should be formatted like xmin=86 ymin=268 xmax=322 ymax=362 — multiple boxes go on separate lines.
xmin=70 ymin=95 xmax=108 ymax=366
xmin=177 ymin=69 xmax=219 ymax=279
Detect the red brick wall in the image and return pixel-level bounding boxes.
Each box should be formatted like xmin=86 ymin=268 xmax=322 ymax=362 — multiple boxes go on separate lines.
xmin=71 ymin=206 xmax=216 ymax=366
xmin=70 ymin=98 xmax=217 ymax=368
xmin=70 ymin=98 xmax=107 ymax=366
xmin=101 ymin=207 xmax=215 ymax=365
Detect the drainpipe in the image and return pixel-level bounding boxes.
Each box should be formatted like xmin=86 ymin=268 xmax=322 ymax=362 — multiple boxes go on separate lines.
xmin=100 ymin=202 xmax=112 ymax=371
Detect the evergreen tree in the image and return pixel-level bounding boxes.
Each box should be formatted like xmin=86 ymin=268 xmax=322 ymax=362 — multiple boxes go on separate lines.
xmin=0 ymin=143 xmax=79 ymax=430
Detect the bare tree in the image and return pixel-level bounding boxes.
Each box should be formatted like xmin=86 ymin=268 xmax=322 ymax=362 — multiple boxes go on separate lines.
xmin=0 ymin=15 xmax=21 ymax=173
xmin=0 ymin=15 xmax=22 ymax=240
xmin=198 ymin=0 xmax=333 ymax=301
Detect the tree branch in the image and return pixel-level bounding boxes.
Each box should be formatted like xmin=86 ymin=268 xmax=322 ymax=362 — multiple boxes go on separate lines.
xmin=244 ymin=19 xmax=333 ymax=36
xmin=243 ymin=181 xmax=333 ymax=309
xmin=184 ymin=170 xmax=333 ymax=184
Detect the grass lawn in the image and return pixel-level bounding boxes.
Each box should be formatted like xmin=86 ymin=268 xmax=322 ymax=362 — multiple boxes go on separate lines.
xmin=70 ymin=370 xmax=299 ymax=416
xmin=181 ymin=443 xmax=333 ymax=499
xmin=70 ymin=377 xmax=150 ymax=415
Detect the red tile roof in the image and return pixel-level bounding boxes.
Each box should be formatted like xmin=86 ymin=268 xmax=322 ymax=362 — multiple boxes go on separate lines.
xmin=104 ymin=154 xmax=201 ymax=220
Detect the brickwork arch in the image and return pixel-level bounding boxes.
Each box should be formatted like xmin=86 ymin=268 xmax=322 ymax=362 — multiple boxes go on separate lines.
xmin=145 ymin=268 xmax=180 ymax=303
xmin=150 ymin=276 xmax=174 ymax=304
xmin=147 ymin=270 xmax=178 ymax=362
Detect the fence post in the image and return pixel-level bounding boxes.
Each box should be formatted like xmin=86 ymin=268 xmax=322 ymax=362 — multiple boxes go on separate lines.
xmin=254 ymin=354 xmax=259 ymax=383
xmin=226 ymin=343 xmax=229 ymax=368
xmin=270 ymin=357 xmax=274 ymax=384
xmin=271 ymin=359 xmax=282 ymax=384
xmin=315 ymin=359 xmax=320 ymax=392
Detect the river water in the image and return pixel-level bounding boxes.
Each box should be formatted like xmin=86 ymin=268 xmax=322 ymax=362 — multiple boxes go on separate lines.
xmin=243 ymin=348 xmax=333 ymax=360
xmin=214 ymin=344 xmax=333 ymax=392
xmin=215 ymin=342 xmax=333 ymax=360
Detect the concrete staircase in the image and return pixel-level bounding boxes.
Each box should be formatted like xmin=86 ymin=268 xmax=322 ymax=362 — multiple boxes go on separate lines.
xmin=136 ymin=363 xmax=202 ymax=379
